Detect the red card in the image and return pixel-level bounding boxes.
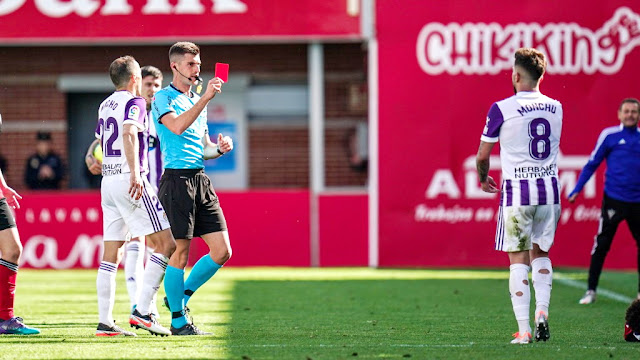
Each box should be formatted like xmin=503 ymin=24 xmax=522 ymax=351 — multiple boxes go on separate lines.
xmin=215 ymin=63 xmax=229 ymax=82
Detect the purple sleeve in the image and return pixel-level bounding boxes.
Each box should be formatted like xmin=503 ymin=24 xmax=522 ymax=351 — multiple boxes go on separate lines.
xmin=568 ymin=130 xmax=610 ymax=197
xmin=94 ymin=119 xmax=102 ymax=139
xmin=480 ymin=103 xmax=504 ymax=142
xmin=123 ymin=97 xmax=147 ymax=130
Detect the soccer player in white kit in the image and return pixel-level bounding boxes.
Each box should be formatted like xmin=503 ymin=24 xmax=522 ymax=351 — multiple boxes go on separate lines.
xmin=94 ymin=56 xmax=176 ymax=337
xmin=86 ymin=66 xmax=165 ymax=318
xmin=476 ymin=48 xmax=562 ymax=344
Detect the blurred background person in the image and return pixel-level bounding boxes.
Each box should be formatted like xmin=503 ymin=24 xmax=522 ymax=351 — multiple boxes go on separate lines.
xmin=0 ymin=155 xmax=7 ymax=174
xmin=568 ymin=98 xmax=640 ymax=305
xmin=24 ymin=131 xmax=65 ymax=190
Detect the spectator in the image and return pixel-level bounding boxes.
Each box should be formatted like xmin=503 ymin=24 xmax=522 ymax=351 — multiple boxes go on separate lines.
xmin=24 ymin=131 xmax=65 ymax=190
xmin=0 ymin=154 xmax=7 ymax=174
xmin=626 ymin=299 xmax=640 ymax=342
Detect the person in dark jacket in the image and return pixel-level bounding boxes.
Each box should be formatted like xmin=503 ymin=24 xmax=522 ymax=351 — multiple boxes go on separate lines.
xmin=568 ymin=98 xmax=640 ymax=304
xmin=24 ymin=131 xmax=65 ymax=189
xmin=625 ymin=299 xmax=640 ymax=342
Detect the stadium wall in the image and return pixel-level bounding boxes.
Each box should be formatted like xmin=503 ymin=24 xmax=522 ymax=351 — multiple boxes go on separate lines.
xmin=0 ymin=44 xmax=368 ymax=190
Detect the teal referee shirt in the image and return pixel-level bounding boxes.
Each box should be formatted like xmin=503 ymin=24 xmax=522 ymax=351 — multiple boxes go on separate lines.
xmin=151 ymin=83 xmax=207 ymax=169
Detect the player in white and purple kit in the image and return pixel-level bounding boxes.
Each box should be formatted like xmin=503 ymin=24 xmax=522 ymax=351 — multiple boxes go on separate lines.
xmin=122 ymin=66 xmax=165 ymax=320
xmin=86 ymin=65 xmax=166 ymax=321
xmin=476 ymin=48 xmax=562 ymax=344
xmin=94 ymin=56 xmax=176 ymax=337
xmin=141 ymin=66 xmax=164 ymax=193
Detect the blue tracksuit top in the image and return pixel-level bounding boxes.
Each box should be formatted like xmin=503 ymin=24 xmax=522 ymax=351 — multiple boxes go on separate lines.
xmin=569 ymin=125 xmax=640 ymax=202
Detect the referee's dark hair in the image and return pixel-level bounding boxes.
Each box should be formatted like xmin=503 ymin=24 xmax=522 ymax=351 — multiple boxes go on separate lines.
xmin=169 ymin=42 xmax=200 ymax=63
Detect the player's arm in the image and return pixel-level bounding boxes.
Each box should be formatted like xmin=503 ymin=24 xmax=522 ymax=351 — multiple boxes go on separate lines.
xmin=85 ymin=139 xmax=102 ymax=175
xmin=568 ymin=131 xmax=611 ymax=202
xmin=0 ymin=168 xmax=22 ymax=209
xmin=158 ymin=78 xmax=223 ymax=135
xmin=476 ymin=141 xmax=499 ymax=193
xmin=123 ymin=123 xmax=143 ymax=200
xmin=476 ymin=103 xmax=501 ymax=193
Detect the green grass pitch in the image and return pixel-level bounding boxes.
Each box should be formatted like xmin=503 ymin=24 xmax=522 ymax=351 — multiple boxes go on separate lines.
xmin=0 ymin=267 xmax=639 ymax=359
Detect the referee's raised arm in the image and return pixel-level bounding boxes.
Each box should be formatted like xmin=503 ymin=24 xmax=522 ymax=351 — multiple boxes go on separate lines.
xmin=159 ymin=77 xmax=223 ymax=135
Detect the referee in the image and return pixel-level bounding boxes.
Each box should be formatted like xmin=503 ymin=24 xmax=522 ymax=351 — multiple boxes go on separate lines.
xmin=152 ymin=42 xmax=233 ymax=335
xmin=568 ymin=98 xmax=640 ymax=304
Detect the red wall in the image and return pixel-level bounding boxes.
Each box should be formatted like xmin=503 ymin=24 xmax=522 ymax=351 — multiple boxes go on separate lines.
xmin=10 ymin=190 xmax=637 ymax=269
xmin=319 ymin=193 xmax=368 ymax=266
xmin=13 ymin=191 xmax=367 ymax=269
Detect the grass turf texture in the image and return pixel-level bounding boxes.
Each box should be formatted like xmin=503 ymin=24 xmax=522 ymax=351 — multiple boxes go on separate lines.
xmin=0 ymin=268 xmax=639 ymax=359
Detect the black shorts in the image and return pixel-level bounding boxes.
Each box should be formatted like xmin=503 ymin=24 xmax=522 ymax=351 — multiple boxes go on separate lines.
xmin=0 ymin=198 xmax=17 ymax=231
xmin=158 ymin=169 xmax=227 ymax=239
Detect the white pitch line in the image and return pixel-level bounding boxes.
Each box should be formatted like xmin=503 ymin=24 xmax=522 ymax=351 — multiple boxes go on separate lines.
xmin=205 ymin=343 xmax=621 ymax=350
xmin=555 ymin=273 xmax=635 ymax=304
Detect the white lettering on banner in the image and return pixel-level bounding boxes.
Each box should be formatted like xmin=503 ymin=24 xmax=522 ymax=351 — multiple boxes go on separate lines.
xmin=101 ymin=0 xmax=132 ymax=15
xmin=416 ymin=7 xmax=640 ymax=75
xmin=413 ymin=205 xmax=600 ymax=224
xmin=21 ymin=234 xmax=102 ymax=269
xmin=55 ymin=208 xmax=66 ymax=222
xmin=425 ymin=169 xmax=461 ymax=199
xmin=574 ymin=204 xmax=601 ymax=222
xmin=71 ymin=208 xmax=82 ymax=222
xmin=415 ymin=204 xmax=474 ymax=223
xmin=0 ymin=0 xmax=247 ymax=16
xmin=23 ymin=207 xmax=100 ymax=223
xmin=425 ymin=151 xmax=595 ymax=199
xmin=213 ymin=0 xmax=247 ymax=13
xmin=39 ymin=208 xmax=51 ymax=223
xmin=35 ymin=0 xmax=100 ymax=18
xmin=0 ymin=0 xmax=25 ymax=16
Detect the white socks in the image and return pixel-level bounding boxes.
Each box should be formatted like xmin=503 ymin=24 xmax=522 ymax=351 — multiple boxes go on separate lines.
xmin=531 ymin=257 xmax=553 ymax=318
xmin=509 ymin=263 xmax=531 ymax=334
xmin=124 ymin=242 xmax=145 ymax=309
xmin=97 ymin=261 xmax=117 ymax=326
xmin=136 ymin=253 xmax=169 ymax=316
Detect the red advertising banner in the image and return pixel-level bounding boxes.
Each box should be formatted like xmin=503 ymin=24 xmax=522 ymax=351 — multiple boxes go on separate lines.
xmin=376 ymin=1 xmax=640 ymax=268
xmin=13 ymin=190 xmax=313 ymax=269
xmin=0 ymin=0 xmax=361 ymax=43
xmin=15 ymin=192 xmax=103 ymax=269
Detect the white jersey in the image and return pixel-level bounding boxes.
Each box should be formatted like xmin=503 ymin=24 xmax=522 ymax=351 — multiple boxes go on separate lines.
xmin=481 ymin=91 xmax=563 ymax=207
xmin=95 ymin=91 xmax=149 ymax=177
